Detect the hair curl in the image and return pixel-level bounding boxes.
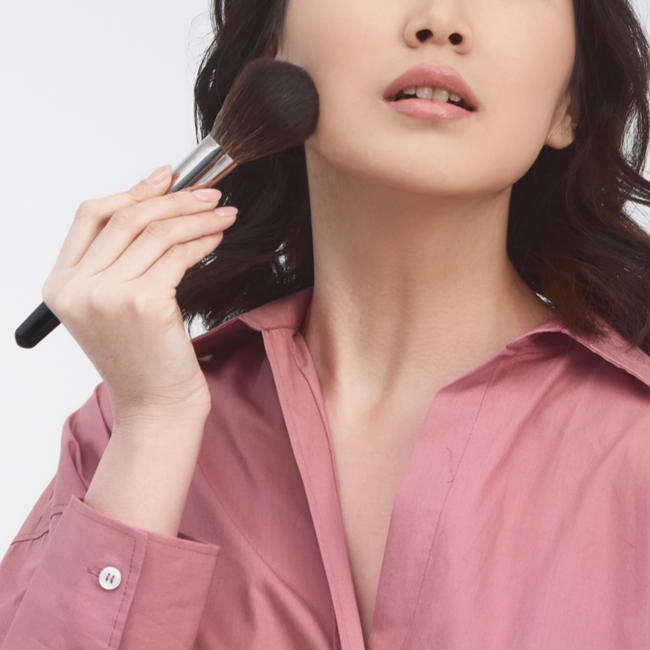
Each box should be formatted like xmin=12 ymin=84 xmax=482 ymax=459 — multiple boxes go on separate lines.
xmin=177 ymin=0 xmax=650 ymax=356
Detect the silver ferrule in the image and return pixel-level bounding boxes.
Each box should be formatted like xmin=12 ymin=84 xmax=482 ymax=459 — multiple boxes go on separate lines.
xmin=168 ymin=134 xmax=237 ymax=194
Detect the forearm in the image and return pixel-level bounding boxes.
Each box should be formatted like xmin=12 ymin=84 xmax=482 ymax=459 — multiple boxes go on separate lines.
xmin=84 ymin=410 xmax=208 ymax=537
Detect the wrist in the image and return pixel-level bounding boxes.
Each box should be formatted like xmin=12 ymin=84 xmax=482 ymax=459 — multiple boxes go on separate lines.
xmin=109 ymin=409 xmax=209 ymax=453
xmin=109 ymin=391 xmax=212 ymax=431
xmin=103 ymin=371 xmax=212 ymax=422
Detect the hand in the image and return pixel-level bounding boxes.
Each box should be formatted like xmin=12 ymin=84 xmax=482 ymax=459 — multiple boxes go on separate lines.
xmin=42 ymin=165 xmax=237 ymax=426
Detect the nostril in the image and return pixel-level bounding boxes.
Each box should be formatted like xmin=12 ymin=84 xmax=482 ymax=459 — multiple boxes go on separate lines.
xmin=450 ymin=33 xmax=463 ymax=45
xmin=416 ymin=29 xmax=433 ymax=43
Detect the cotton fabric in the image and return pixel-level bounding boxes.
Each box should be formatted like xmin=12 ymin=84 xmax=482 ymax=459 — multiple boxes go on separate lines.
xmin=1 ymin=286 xmax=650 ymax=649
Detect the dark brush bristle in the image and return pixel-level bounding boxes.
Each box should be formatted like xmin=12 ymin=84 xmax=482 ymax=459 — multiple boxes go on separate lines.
xmin=210 ymin=59 xmax=319 ymax=165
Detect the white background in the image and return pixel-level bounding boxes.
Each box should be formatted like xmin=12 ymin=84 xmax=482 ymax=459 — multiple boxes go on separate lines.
xmin=1 ymin=0 xmax=649 ymax=555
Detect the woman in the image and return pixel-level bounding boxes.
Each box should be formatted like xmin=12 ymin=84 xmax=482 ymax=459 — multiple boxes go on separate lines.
xmin=2 ymin=0 xmax=650 ymax=647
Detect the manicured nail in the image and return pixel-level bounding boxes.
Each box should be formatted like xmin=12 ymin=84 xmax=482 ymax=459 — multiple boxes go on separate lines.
xmin=192 ymin=189 xmax=222 ymax=202
xmin=144 ymin=164 xmax=172 ymax=184
xmin=214 ymin=206 xmax=238 ymax=217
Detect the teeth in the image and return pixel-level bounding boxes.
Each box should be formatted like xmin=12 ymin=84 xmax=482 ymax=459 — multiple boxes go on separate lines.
xmin=430 ymin=87 xmax=450 ymax=102
xmin=415 ymin=86 xmax=434 ymax=100
xmin=392 ymin=85 xmax=467 ymax=106
xmin=414 ymin=86 xmax=454 ymax=103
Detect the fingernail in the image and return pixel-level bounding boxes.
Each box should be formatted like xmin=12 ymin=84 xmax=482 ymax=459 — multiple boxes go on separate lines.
xmin=192 ymin=189 xmax=222 ymax=202
xmin=214 ymin=206 xmax=238 ymax=217
xmin=143 ymin=164 xmax=172 ymax=185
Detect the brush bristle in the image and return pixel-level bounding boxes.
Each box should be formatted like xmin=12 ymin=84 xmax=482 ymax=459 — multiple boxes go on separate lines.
xmin=210 ymin=59 xmax=319 ymax=165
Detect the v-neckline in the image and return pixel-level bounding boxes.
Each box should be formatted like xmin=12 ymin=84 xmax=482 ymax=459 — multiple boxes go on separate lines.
xmin=261 ymin=325 xmax=505 ymax=650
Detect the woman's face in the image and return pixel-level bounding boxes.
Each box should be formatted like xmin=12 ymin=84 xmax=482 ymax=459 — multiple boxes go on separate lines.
xmin=273 ymin=0 xmax=578 ymax=198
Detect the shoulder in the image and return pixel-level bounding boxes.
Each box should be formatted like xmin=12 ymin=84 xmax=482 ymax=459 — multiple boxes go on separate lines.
xmin=525 ymin=315 xmax=650 ymax=408
xmin=548 ymin=324 xmax=650 ymax=488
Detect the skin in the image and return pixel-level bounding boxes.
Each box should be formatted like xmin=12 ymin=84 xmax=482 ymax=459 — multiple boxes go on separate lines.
xmin=269 ymin=0 xmax=578 ymax=643
xmin=43 ymin=0 xmax=578 ymax=646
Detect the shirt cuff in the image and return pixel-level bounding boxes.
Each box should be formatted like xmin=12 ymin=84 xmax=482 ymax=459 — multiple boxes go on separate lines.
xmin=4 ymin=495 xmax=220 ymax=650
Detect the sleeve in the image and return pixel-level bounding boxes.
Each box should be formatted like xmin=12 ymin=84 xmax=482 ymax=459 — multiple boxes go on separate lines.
xmin=0 ymin=383 xmax=221 ymax=650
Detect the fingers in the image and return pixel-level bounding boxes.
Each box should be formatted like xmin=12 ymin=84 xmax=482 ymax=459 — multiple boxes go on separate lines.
xmin=44 ymin=164 xmax=239 ymax=343
xmin=75 ymin=188 xmax=226 ymax=276
xmin=106 ymin=207 xmax=238 ymax=282
xmin=134 ymin=230 xmax=228 ymax=296
xmin=67 ymin=231 xmax=228 ymax=332
xmin=56 ymin=165 xmax=175 ymax=269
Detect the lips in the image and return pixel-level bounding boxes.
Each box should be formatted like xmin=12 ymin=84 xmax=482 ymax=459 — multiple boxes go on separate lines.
xmin=383 ymin=64 xmax=479 ymax=112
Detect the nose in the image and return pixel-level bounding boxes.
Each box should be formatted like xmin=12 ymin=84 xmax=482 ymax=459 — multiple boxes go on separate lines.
xmin=414 ymin=29 xmax=464 ymax=46
xmin=403 ymin=5 xmax=472 ymax=51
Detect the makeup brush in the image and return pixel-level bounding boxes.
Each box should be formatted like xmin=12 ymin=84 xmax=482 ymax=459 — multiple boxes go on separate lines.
xmin=15 ymin=58 xmax=319 ymax=349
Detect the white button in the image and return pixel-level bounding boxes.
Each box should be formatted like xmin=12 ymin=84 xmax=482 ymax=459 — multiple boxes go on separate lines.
xmin=99 ymin=567 xmax=122 ymax=590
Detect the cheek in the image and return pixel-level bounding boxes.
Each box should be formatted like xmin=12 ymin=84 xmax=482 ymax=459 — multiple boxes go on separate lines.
xmin=481 ymin=2 xmax=576 ymax=148
xmin=278 ymin=0 xmax=398 ymax=105
xmin=279 ymin=1 xmax=399 ymax=176
xmin=278 ymin=0 xmax=368 ymax=72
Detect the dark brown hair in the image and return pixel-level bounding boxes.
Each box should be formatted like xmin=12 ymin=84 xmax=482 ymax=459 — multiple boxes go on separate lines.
xmin=178 ymin=0 xmax=650 ymax=355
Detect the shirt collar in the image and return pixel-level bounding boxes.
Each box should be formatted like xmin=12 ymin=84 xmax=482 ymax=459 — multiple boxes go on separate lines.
xmin=192 ymin=286 xmax=650 ymax=390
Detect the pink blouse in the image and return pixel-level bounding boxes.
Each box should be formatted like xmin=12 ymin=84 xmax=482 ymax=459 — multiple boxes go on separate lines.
xmin=2 ymin=286 xmax=650 ymax=650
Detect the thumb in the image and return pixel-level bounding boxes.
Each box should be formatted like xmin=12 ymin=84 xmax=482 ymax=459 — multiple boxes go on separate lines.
xmin=128 ymin=164 xmax=174 ymax=202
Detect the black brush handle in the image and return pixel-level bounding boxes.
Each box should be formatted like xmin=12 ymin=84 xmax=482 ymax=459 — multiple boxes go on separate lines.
xmin=15 ymin=302 xmax=61 ymax=348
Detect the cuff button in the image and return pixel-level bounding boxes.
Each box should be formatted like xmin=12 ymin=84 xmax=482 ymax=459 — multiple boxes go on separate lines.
xmin=99 ymin=566 xmax=122 ymax=590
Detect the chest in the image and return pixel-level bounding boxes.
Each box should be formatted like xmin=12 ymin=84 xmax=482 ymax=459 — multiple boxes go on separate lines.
xmin=328 ymin=417 xmax=423 ymax=646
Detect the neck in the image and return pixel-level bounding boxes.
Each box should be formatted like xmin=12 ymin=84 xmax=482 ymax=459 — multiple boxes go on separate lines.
xmin=299 ymin=149 xmax=556 ymax=413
